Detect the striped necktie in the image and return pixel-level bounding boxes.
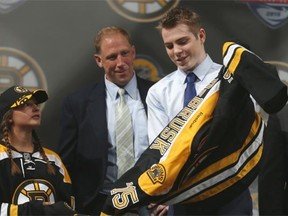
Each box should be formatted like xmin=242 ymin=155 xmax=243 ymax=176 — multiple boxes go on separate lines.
xmin=184 ymin=72 xmax=197 ymax=107
xmin=115 ymin=88 xmax=134 ymax=178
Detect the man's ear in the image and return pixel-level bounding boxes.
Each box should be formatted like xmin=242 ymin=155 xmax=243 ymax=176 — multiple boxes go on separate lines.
xmin=198 ymin=28 xmax=206 ymax=44
xmin=94 ymin=54 xmax=103 ymax=68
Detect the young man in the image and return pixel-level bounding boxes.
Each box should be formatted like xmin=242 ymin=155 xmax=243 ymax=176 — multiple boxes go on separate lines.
xmin=146 ymin=7 xmax=252 ymax=215
xmin=98 ymin=8 xmax=286 ymax=216
xmin=58 ymin=26 xmax=154 ymax=215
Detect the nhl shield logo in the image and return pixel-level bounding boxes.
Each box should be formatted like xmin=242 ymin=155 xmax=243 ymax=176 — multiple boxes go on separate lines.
xmin=241 ymin=0 xmax=288 ymax=29
xmin=0 ymin=0 xmax=26 ymax=14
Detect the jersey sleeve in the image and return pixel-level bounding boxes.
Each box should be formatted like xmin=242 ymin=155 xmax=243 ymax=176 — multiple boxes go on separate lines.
xmin=222 ymin=41 xmax=287 ymax=114
xmin=43 ymin=148 xmax=75 ymax=209
xmin=0 ymin=200 xmax=76 ymax=215
xmin=0 ymin=200 xmax=44 ymax=215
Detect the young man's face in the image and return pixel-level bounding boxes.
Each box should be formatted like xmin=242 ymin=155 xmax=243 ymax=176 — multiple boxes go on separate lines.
xmin=161 ymin=23 xmax=206 ymax=72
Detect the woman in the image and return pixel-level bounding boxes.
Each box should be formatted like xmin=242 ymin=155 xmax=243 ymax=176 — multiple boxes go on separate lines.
xmin=0 ymin=85 xmax=76 ymax=215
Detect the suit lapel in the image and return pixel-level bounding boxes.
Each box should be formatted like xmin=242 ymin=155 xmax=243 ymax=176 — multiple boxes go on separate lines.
xmin=87 ymin=80 xmax=108 ymax=151
xmin=136 ymin=76 xmax=154 ymax=114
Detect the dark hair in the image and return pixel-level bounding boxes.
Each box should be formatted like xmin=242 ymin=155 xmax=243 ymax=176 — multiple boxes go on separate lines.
xmin=0 ymin=110 xmax=21 ymax=175
xmin=0 ymin=110 xmax=55 ymax=175
xmin=157 ymin=7 xmax=202 ymax=38
xmin=94 ymin=26 xmax=133 ymax=54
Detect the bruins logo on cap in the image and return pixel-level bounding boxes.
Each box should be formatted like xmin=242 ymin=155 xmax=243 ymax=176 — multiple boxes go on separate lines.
xmin=106 ymin=0 xmax=180 ymax=23
xmin=14 ymin=86 xmax=29 ymax=93
xmin=0 ymin=47 xmax=47 ymax=94
xmin=12 ymin=179 xmax=56 ymax=204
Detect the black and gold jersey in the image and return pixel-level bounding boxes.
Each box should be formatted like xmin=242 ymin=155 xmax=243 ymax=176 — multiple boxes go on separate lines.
xmin=0 ymin=143 xmax=74 ymax=215
xmin=100 ymin=42 xmax=288 ymax=215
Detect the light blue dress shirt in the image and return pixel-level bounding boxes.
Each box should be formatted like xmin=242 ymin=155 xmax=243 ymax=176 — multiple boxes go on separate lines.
xmin=146 ymin=55 xmax=222 ymax=143
xmin=102 ymin=73 xmax=149 ymax=193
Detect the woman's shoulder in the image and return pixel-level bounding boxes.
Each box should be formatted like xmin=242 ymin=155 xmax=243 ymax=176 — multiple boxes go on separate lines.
xmin=0 ymin=142 xmax=7 ymax=151
xmin=42 ymin=147 xmax=62 ymax=161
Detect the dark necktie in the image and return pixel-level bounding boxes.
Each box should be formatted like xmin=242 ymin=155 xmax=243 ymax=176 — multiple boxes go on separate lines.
xmin=184 ymin=72 xmax=197 ymax=107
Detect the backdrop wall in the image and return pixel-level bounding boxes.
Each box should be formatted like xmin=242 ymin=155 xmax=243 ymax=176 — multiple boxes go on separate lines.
xmin=0 ymin=0 xmax=287 ymax=161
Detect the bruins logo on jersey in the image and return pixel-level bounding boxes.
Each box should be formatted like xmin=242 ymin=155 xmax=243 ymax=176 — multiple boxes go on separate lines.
xmin=147 ymin=163 xmax=166 ymax=184
xmin=0 ymin=47 xmax=47 ymax=94
xmin=12 ymin=179 xmax=56 ymax=204
xmin=106 ymin=0 xmax=180 ymax=23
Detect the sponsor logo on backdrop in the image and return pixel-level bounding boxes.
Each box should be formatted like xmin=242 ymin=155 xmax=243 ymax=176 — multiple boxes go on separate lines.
xmin=134 ymin=54 xmax=164 ymax=82
xmin=106 ymin=0 xmax=180 ymax=23
xmin=0 ymin=47 xmax=47 ymax=98
xmin=0 ymin=0 xmax=26 ymax=14
xmin=240 ymin=0 xmax=288 ymax=29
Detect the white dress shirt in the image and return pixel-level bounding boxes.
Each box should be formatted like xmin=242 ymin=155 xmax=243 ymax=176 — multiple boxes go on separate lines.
xmin=146 ymin=55 xmax=222 ymax=143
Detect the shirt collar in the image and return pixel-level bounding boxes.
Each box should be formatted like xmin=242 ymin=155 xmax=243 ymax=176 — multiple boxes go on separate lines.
xmin=177 ymin=55 xmax=213 ymax=84
xmin=105 ymin=72 xmax=138 ymax=100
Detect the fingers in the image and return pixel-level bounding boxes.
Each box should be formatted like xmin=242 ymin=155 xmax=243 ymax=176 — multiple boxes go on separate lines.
xmin=148 ymin=204 xmax=169 ymax=216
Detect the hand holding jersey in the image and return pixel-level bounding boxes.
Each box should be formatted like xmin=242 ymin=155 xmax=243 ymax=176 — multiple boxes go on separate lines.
xmin=99 ymin=41 xmax=288 ymax=215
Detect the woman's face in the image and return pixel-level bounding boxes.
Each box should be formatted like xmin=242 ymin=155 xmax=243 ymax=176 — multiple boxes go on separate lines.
xmin=12 ymin=98 xmax=41 ymax=129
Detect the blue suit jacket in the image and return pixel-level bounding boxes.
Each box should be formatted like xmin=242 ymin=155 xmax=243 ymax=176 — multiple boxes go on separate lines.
xmin=57 ymin=76 xmax=154 ymax=214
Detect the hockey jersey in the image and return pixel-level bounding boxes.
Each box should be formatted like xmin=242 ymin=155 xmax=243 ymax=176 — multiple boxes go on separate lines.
xmin=0 ymin=143 xmax=75 ymax=215
xmin=100 ymin=42 xmax=288 ymax=215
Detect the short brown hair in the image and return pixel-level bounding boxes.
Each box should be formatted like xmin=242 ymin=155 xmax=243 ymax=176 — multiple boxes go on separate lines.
xmin=94 ymin=26 xmax=133 ymax=54
xmin=157 ymin=7 xmax=202 ymax=37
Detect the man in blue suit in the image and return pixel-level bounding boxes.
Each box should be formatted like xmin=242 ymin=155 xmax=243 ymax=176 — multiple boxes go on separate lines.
xmin=58 ymin=26 xmax=154 ymax=215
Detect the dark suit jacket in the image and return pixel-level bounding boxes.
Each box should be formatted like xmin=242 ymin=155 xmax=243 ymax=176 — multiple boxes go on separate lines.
xmin=57 ymin=76 xmax=154 ymax=214
xmin=258 ymin=104 xmax=288 ymax=215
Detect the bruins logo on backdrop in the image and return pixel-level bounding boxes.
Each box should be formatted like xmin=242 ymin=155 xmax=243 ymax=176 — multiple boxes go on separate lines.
xmin=106 ymin=0 xmax=180 ymax=23
xmin=239 ymin=0 xmax=288 ymax=29
xmin=12 ymin=179 xmax=56 ymax=204
xmin=134 ymin=54 xmax=164 ymax=81
xmin=0 ymin=47 xmax=47 ymax=95
xmin=0 ymin=0 xmax=26 ymax=14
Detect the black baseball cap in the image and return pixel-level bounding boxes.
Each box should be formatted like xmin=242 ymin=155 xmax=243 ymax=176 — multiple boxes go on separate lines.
xmin=0 ymin=85 xmax=48 ymax=121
